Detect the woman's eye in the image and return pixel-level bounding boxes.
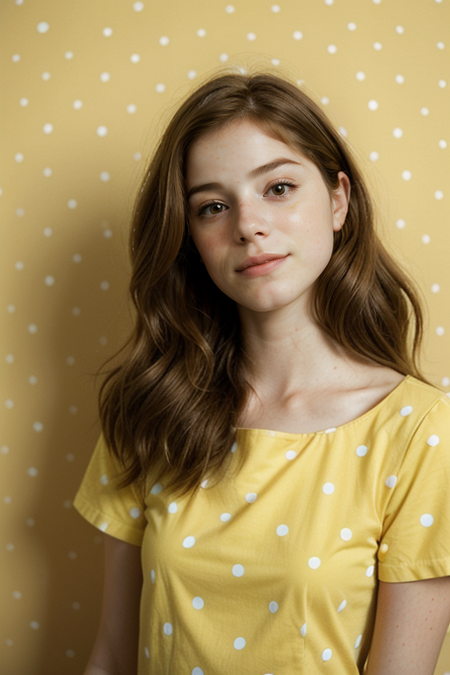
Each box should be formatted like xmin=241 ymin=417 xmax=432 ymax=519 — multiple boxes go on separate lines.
xmin=270 ymin=184 xmax=288 ymax=196
xmin=198 ymin=202 xmax=226 ymax=216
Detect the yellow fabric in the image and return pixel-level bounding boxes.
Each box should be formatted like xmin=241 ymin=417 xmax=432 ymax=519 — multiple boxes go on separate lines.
xmin=74 ymin=376 xmax=450 ymax=674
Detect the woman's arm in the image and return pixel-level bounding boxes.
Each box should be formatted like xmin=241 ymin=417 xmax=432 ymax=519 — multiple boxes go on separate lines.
xmin=82 ymin=534 xmax=143 ymax=675
xmin=365 ymin=577 xmax=450 ymax=675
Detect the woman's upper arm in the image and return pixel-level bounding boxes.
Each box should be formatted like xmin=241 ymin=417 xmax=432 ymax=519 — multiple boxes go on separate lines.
xmin=365 ymin=577 xmax=450 ymax=675
xmin=84 ymin=534 xmax=143 ymax=675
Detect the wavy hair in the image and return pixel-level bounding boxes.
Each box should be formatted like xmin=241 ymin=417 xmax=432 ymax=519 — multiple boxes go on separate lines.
xmin=99 ymin=70 xmax=425 ymax=496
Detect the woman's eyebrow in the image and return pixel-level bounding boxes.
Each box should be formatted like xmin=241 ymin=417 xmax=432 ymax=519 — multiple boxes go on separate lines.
xmin=186 ymin=158 xmax=302 ymax=201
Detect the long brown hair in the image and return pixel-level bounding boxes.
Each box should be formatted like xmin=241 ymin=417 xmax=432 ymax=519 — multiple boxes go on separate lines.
xmin=99 ymin=70 xmax=425 ymax=496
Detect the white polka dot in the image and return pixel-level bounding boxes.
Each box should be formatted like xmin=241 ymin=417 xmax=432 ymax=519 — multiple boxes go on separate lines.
xmin=44 ymin=275 xmax=55 ymax=286
xmin=150 ymin=569 xmax=155 ymax=583
xmin=44 ymin=226 xmax=53 ymax=236
xmin=16 ymin=261 xmax=25 ymax=271
xmin=400 ymin=405 xmax=413 ymax=416
xmin=271 ymin=4 xmax=281 ymax=11
xmin=356 ymin=71 xmax=366 ymax=81
xmin=247 ymin=32 xmax=257 ymax=41
xmin=396 ymin=25 xmax=404 ymax=34
xmin=438 ymin=80 xmax=446 ymax=89
xmin=321 ymin=96 xmax=329 ymax=105
xmin=219 ymin=53 xmax=229 ymax=62
xmin=276 ymin=524 xmax=289 ymax=537
xmin=439 ymin=140 xmax=447 ymax=149
xmin=322 ymin=649 xmax=332 ymax=661
xmin=68 ymin=199 xmax=77 ymax=209
xmin=129 ymin=507 xmax=141 ymax=519
xmin=99 ymin=172 xmax=110 ymax=183
xmin=103 ymin=27 xmax=113 ymax=37
xmin=37 ymin=22 xmax=50 ymax=33
xmin=308 ymin=556 xmax=321 ymax=569
xmin=168 ymin=502 xmax=178 ymax=514
xmin=395 ymin=74 xmax=405 ymax=84
xmin=285 ymin=450 xmax=298 ymax=460
xmin=369 ymin=151 xmax=379 ymax=162
xmin=183 ymin=536 xmax=196 ymax=548
xmin=322 ymin=482 xmax=335 ymax=495
xmin=436 ymin=326 xmax=445 ymax=336
xmin=232 ymin=564 xmax=245 ymax=577
xmin=220 ymin=512 xmax=232 ymax=522
xmin=245 ymin=492 xmax=258 ymax=503
xmin=293 ymin=31 xmax=303 ymax=40
xmin=327 ymin=44 xmax=337 ymax=54
xmin=27 ymin=467 xmax=38 ymax=477
xmin=100 ymin=72 xmax=110 ymax=83
xmin=368 ymin=100 xmax=379 ymax=111
xmin=385 ymin=475 xmax=397 ymax=489
xmin=130 ymin=54 xmax=141 ymax=63
xmin=437 ymin=41 xmax=445 ymax=49
xmin=192 ymin=669 xmax=204 ymax=675
xmin=393 ymin=128 xmax=403 ymax=139
xmin=159 ymin=36 xmax=169 ymax=46
xmin=427 ymin=434 xmax=440 ymax=447
xmin=365 ymin=565 xmax=375 ymax=577
xmin=73 ymin=100 xmax=83 ymax=110
xmin=151 ymin=482 xmax=163 ymax=494
xmin=133 ymin=1 xmax=144 ymax=10
xmin=163 ymin=622 xmax=173 ymax=636
xmin=100 ymin=281 xmax=110 ymax=291
xmin=337 ymin=599 xmax=347 ymax=612
xmin=187 ymin=70 xmax=197 ymax=80
xmin=192 ymin=596 xmax=204 ymax=610
xmin=340 ymin=528 xmax=353 ymax=541
xmin=435 ymin=190 xmax=444 ymax=200
xmin=97 ymin=126 xmax=108 ymax=137
xmin=231 ymin=441 xmax=238 ymax=452
xmin=354 ymin=634 xmax=362 ymax=649
xmin=268 ymin=601 xmax=279 ymax=613
xmin=65 ymin=51 xmax=74 ymax=60
xmin=442 ymin=377 xmax=450 ymax=387
xmin=5 ymin=399 xmax=14 ymax=409
xmin=373 ymin=42 xmax=383 ymax=50
xmin=234 ymin=637 xmax=246 ymax=650
xmin=300 ymin=623 xmax=307 ymax=636
xmin=356 ymin=445 xmax=368 ymax=457
xmin=420 ymin=513 xmax=434 ymax=527
xmin=13 ymin=591 xmax=22 ymax=599
xmin=42 ymin=72 xmax=51 ymax=81
xmin=20 ymin=98 xmax=29 ymax=107
xmin=33 ymin=422 xmax=43 ymax=432
xmin=12 ymin=54 xmax=21 ymax=63
xmin=127 ymin=104 xmax=137 ymax=114
xmin=30 ymin=621 xmax=40 ymax=630
xmin=5 ymin=355 xmax=14 ymax=364
xmin=348 ymin=22 xmax=357 ymax=30
xmin=15 ymin=153 xmax=24 ymax=163
xmin=155 ymin=83 xmax=166 ymax=93
xmin=66 ymin=356 xmax=75 ymax=366
xmin=197 ymin=28 xmax=206 ymax=37
xmin=421 ymin=107 xmax=429 ymax=116
xmin=225 ymin=4 xmax=235 ymax=12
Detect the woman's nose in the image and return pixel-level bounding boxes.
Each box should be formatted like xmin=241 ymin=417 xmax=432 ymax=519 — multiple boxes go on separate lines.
xmin=233 ymin=200 xmax=271 ymax=243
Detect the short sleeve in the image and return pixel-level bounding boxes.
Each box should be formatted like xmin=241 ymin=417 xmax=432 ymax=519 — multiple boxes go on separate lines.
xmin=378 ymin=396 xmax=450 ymax=582
xmin=73 ymin=434 xmax=146 ymax=546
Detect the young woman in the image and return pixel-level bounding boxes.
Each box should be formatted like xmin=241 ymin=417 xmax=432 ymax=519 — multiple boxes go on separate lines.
xmin=74 ymin=71 xmax=450 ymax=675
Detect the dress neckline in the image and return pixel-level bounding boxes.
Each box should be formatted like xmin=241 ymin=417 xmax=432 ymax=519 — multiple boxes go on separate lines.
xmin=236 ymin=375 xmax=411 ymax=439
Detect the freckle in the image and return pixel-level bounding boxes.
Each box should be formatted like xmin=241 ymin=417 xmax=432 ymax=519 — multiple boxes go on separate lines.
xmin=402 ymin=642 xmax=405 ymax=647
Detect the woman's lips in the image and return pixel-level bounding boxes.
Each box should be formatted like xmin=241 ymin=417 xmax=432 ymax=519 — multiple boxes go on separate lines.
xmin=236 ymin=255 xmax=289 ymax=278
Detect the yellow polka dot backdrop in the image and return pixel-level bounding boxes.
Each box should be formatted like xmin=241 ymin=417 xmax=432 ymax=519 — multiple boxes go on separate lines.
xmin=0 ymin=1 xmax=448 ymax=673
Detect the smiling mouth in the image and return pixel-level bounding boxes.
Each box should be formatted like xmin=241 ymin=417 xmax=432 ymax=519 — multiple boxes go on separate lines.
xmin=236 ymin=255 xmax=289 ymax=277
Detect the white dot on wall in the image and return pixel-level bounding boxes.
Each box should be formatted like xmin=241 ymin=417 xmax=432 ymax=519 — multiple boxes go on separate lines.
xmin=437 ymin=42 xmax=445 ymax=50
xmin=72 ymin=601 xmax=81 ymax=610
xmin=27 ymin=467 xmax=38 ymax=477
xmin=30 ymin=621 xmax=40 ymax=630
xmin=130 ymin=54 xmax=141 ymax=63
xmin=436 ymin=327 xmax=445 ymax=336
xmin=369 ymin=151 xmax=379 ymax=162
xmin=4 ymin=496 xmax=12 ymax=504
xmin=1 ymin=445 xmax=10 ymax=454
xmin=356 ymin=71 xmax=366 ymax=81
xmin=7 ymin=305 xmax=16 ymax=313
xmin=133 ymin=151 xmax=142 ymax=161
xmin=348 ymin=22 xmax=357 ymax=30
xmin=67 ymin=199 xmax=77 ymax=209
xmin=159 ymin=36 xmax=170 ymax=46
xmin=197 ymin=28 xmax=206 ymax=37
xmin=16 ymin=208 xmax=25 ymax=217
xmin=402 ymin=170 xmax=412 ymax=181
xmin=271 ymin=4 xmax=281 ymax=11
xmin=12 ymin=591 xmax=22 ymax=599
xmin=100 ymin=72 xmax=110 ymax=83
xmin=65 ymin=51 xmax=74 ymax=60
xmin=439 ymin=140 xmax=447 ymax=149
xmin=68 ymin=551 xmax=77 ymax=559
xmin=421 ymin=107 xmax=429 ymax=116
xmin=100 ymin=171 xmax=110 ymax=182
xmin=247 ymin=32 xmax=257 ymax=41
xmin=5 ymin=400 xmax=14 ymax=409
xmin=368 ymin=100 xmax=379 ymax=111
xmin=66 ymin=650 xmax=75 ymax=659
xmin=155 ymin=83 xmax=166 ymax=93
xmin=12 ymin=54 xmax=21 ymax=62
xmin=73 ymin=100 xmax=83 ymax=110
xmin=396 ymin=219 xmax=406 ymax=229
xmin=6 ymin=355 xmax=14 ymax=364
xmin=188 ymin=70 xmax=197 ymax=79
xmin=28 ymin=324 xmax=37 ymax=334
xmin=393 ymin=128 xmax=403 ymax=138
xmin=395 ymin=74 xmax=405 ymax=84
xmin=19 ymin=98 xmax=29 ymax=107
xmin=373 ymin=42 xmax=383 ymax=50
xmin=438 ymin=80 xmax=447 ymax=89
xmin=43 ymin=168 xmax=53 ymax=177
xmin=72 ymin=253 xmax=82 ymax=263
xmin=133 ymin=1 xmax=144 ymax=9
xmin=37 ymin=21 xmax=50 ymax=33
xmin=442 ymin=376 xmax=450 ymax=387
xmin=33 ymin=422 xmax=43 ymax=432
xmin=225 ymin=4 xmax=235 ymax=12
xmin=422 ymin=234 xmax=431 ymax=244
xmin=29 ymin=376 xmax=38 ymax=385
xmin=66 ymin=453 xmax=75 ymax=462
xmin=327 ymin=44 xmax=337 ymax=54
xmin=63 ymin=500 xmax=72 ymax=509
xmin=15 ymin=153 xmax=24 ymax=163
xmin=26 ymin=517 xmax=35 ymax=527
xmin=99 ymin=336 xmax=108 ymax=346
xmin=339 ymin=127 xmax=348 ymax=137
xmin=103 ymin=27 xmax=113 ymax=37
xmin=321 ymin=96 xmax=330 ymax=105
xmin=219 ymin=53 xmax=229 ymax=62
xmin=6 ymin=543 xmax=15 ymax=552
xmin=69 ymin=405 xmax=78 ymax=414
xmin=44 ymin=275 xmax=55 ymax=286
xmin=272 ymin=58 xmax=280 ymax=66
xmin=293 ymin=31 xmax=303 ymax=40
xmin=103 ymin=228 xmax=113 ymax=238
xmin=66 ymin=356 xmax=75 ymax=366
xmin=42 ymin=72 xmax=51 ymax=81
xmin=396 ymin=25 xmax=404 ymax=34
xmin=100 ymin=281 xmax=110 ymax=291
xmin=16 ymin=261 xmax=24 ymax=270
xmin=97 ymin=126 xmax=108 ymax=137
xmin=435 ymin=190 xmax=444 ymax=200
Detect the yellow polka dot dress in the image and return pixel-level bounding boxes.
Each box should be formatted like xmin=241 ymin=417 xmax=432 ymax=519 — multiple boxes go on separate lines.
xmin=74 ymin=376 xmax=450 ymax=674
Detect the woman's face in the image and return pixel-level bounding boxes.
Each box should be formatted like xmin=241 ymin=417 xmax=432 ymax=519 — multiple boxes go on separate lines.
xmin=185 ymin=119 xmax=350 ymax=316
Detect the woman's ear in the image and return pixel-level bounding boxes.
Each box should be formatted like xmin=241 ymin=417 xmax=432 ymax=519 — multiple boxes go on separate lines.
xmin=332 ymin=171 xmax=351 ymax=232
